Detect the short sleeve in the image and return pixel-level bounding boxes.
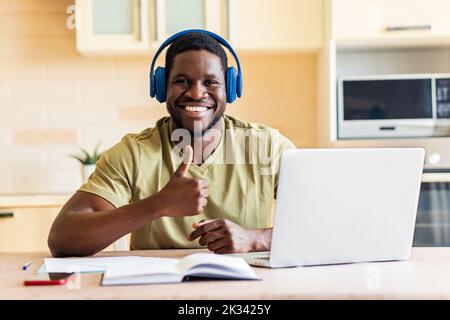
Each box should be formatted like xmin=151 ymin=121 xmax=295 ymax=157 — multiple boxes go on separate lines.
xmin=78 ymin=135 xmax=138 ymax=208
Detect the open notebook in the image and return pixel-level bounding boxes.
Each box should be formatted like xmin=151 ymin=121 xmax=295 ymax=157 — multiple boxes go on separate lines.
xmin=101 ymin=253 xmax=260 ymax=286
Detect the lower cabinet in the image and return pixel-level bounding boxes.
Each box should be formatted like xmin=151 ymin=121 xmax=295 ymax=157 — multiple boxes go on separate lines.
xmin=0 ymin=196 xmax=118 ymax=253
xmin=0 ymin=207 xmax=60 ymax=253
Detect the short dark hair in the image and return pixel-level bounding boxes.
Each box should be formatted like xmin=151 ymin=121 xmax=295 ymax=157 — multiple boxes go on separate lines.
xmin=165 ymin=32 xmax=228 ymax=83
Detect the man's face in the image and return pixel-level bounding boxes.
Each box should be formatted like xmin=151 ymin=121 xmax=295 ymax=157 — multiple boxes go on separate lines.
xmin=166 ymin=49 xmax=227 ymax=134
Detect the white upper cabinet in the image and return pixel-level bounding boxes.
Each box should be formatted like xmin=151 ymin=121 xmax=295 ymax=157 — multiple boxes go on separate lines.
xmin=76 ymin=0 xmax=152 ymax=54
xmin=228 ymin=0 xmax=323 ymax=51
xmin=75 ymin=0 xmax=228 ymax=55
xmin=75 ymin=0 xmax=323 ymax=55
xmin=154 ymin=0 xmax=226 ymax=45
xmin=331 ymin=0 xmax=450 ymax=48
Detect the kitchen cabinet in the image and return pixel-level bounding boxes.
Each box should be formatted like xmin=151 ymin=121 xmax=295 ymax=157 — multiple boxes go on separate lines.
xmin=228 ymin=0 xmax=323 ymax=51
xmin=331 ymin=0 xmax=450 ymax=48
xmin=76 ymin=0 xmax=323 ymax=55
xmin=318 ymin=0 xmax=450 ymax=146
xmin=157 ymin=0 xmax=226 ymax=41
xmin=0 ymin=207 xmax=60 ymax=253
xmin=76 ymin=0 xmax=151 ymax=54
xmin=0 ymin=195 xmax=66 ymax=253
xmin=0 ymin=195 xmax=120 ymax=253
xmin=75 ymin=0 xmax=228 ymax=55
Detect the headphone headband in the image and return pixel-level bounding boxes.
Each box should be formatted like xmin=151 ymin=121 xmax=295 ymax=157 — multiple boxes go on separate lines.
xmin=149 ymin=29 xmax=242 ymax=103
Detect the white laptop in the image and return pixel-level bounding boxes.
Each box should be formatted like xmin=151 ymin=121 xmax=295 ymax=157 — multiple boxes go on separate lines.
xmin=244 ymin=148 xmax=425 ymax=268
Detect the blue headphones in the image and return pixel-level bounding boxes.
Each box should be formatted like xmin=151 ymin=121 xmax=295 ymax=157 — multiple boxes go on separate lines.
xmin=149 ymin=29 xmax=243 ymax=104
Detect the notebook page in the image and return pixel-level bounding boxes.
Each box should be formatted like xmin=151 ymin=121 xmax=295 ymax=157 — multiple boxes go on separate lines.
xmin=177 ymin=253 xmax=258 ymax=279
xmin=104 ymin=260 xmax=179 ymax=278
xmin=102 ymin=260 xmax=181 ymax=285
xmin=44 ymin=256 xmax=177 ymax=273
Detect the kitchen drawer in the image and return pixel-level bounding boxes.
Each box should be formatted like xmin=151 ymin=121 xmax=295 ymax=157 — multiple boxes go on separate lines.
xmin=331 ymin=0 xmax=450 ymax=47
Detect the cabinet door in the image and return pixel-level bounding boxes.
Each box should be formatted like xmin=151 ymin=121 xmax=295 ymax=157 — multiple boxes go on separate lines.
xmin=332 ymin=0 xmax=450 ymax=46
xmin=0 ymin=207 xmax=118 ymax=253
xmin=76 ymin=0 xmax=152 ymax=54
xmin=0 ymin=207 xmax=60 ymax=253
xmin=154 ymin=0 xmax=227 ymax=45
xmin=228 ymin=0 xmax=323 ymax=51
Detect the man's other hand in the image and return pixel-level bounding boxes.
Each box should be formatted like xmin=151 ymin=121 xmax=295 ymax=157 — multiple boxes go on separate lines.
xmin=157 ymin=145 xmax=208 ymax=217
xmin=188 ymin=218 xmax=259 ymax=254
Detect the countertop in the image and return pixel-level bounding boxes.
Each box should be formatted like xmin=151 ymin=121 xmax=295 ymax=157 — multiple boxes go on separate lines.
xmin=1 ymin=248 xmax=450 ymax=299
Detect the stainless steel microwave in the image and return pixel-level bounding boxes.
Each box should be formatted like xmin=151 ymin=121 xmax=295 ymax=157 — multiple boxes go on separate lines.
xmin=338 ymin=74 xmax=450 ymax=139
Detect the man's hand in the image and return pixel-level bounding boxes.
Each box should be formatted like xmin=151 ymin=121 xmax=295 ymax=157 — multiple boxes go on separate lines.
xmin=157 ymin=145 xmax=208 ymax=217
xmin=188 ymin=219 xmax=271 ymax=254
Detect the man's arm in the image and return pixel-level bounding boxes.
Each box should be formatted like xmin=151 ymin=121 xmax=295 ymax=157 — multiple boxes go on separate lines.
xmin=48 ymin=191 xmax=167 ymax=257
xmin=48 ymin=146 xmax=207 ymax=257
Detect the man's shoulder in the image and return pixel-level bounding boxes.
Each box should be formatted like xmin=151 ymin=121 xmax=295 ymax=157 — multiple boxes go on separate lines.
xmin=224 ymin=115 xmax=295 ymax=147
xmin=224 ymin=115 xmax=277 ymax=132
xmin=116 ymin=116 xmax=170 ymax=148
xmin=132 ymin=116 xmax=170 ymax=141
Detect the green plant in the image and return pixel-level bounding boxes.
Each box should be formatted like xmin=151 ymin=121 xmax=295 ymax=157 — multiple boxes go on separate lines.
xmin=70 ymin=142 xmax=103 ymax=165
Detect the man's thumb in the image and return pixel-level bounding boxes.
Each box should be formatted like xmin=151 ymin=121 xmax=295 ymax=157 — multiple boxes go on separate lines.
xmin=174 ymin=145 xmax=193 ymax=177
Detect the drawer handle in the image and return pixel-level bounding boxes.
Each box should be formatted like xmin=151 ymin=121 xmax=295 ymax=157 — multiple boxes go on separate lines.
xmin=385 ymin=25 xmax=432 ymax=32
xmin=0 ymin=212 xmax=14 ymax=218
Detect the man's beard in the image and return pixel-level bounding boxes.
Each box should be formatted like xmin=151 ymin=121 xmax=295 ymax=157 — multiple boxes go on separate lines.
xmin=169 ymin=107 xmax=224 ymax=136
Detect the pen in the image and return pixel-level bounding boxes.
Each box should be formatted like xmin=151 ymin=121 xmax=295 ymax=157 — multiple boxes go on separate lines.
xmin=22 ymin=261 xmax=33 ymax=271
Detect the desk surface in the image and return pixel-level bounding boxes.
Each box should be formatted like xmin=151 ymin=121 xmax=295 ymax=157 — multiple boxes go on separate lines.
xmin=1 ymin=248 xmax=450 ymax=299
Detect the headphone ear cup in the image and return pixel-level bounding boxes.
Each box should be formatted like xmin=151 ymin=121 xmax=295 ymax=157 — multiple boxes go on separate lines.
xmin=150 ymin=73 xmax=156 ymax=98
xmin=154 ymin=67 xmax=166 ymax=103
xmin=226 ymin=67 xmax=237 ymax=103
xmin=236 ymin=73 xmax=243 ymax=98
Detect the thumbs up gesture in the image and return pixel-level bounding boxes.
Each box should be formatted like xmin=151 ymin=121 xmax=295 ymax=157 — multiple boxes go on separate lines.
xmin=157 ymin=145 xmax=208 ymax=217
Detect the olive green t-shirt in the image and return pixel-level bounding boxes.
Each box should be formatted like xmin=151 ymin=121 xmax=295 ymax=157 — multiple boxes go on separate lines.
xmin=79 ymin=115 xmax=295 ymax=250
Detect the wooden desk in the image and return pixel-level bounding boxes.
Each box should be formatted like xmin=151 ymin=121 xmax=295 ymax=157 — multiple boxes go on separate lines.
xmin=1 ymin=248 xmax=450 ymax=299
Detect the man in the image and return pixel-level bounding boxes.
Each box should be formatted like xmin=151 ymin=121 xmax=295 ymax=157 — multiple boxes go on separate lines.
xmin=48 ymin=31 xmax=295 ymax=257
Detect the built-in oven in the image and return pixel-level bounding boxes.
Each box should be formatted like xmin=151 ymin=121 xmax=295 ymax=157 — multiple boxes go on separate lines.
xmin=413 ymin=172 xmax=450 ymax=247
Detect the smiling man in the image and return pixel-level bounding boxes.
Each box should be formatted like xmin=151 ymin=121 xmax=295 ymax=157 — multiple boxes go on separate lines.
xmin=48 ymin=31 xmax=295 ymax=257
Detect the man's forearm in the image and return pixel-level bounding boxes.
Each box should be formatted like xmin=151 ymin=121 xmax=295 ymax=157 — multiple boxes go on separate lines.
xmin=48 ymin=194 xmax=166 ymax=257
xmin=251 ymin=228 xmax=273 ymax=252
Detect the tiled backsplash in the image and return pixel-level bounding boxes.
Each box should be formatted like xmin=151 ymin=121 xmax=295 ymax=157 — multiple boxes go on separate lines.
xmin=0 ymin=0 xmax=317 ymax=194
